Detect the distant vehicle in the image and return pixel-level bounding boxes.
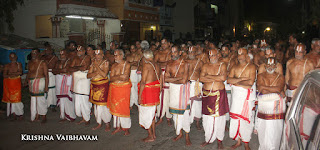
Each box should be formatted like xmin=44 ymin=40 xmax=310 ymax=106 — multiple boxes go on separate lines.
xmin=280 ymin=69 xmax=320 ymax=150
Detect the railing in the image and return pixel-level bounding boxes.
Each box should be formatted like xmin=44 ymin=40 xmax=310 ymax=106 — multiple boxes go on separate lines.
xmin=128 ymin=0 xmax=153 ymax=7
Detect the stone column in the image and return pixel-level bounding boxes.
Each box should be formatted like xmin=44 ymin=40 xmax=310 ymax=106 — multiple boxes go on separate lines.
xmin=50 ymin=16 xmax=62 ymax=38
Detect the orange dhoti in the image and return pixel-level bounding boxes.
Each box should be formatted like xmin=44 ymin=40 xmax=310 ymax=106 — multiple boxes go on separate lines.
xmin=107 ymin=81 xmax=132 ymax=117
xmin=2 ymin=76 xmax=24 ymax=116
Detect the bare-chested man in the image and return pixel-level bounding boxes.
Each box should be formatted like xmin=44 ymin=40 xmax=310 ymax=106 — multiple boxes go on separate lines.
xmin=285 ymin=34 xmax=299 ymax=62
xmin=107 ymin=49 xmax=132 ymax=136
xmin=227 ymin=48 xmax=256 ymax=150
xmin=66 ymin=41 xmax=77 ymax=59
xmin=305 ymin=38 xmax=320 ymax=69
xmin=256 ymin=57 xmax=285 ymax=150
xmin=86 ymin=45 xmax=96 ymax=61
xmin=254 ymin=47 xmax=266 ymax=67
xmin=42 ymin=43 xmax=58 ymax=112
xmin=126 ymin=45 xmax=143 ymax=108
xmin=200 ymin=49 xmax=229 ymax=148
xmin=165 ymin=45 xmax=191 ymax=146
xmin=25 ymin=48 xmax=49 ymax=123
xmin=155 ymin=38 xmax=172 ymax=125
xmin=258 ymin=48 xmax=283 ymax=74
xmin=105 ymin=41 xmax=118 ymax=66
xmin=2 ymin=52 xmax=23 ymax=120
xmin=138 ymin=50 xmax=161 ymax=142
xmin=274 ymin=42 xmax=284 ymax=65
xmin=187 ymin=46 xmax=204 ymax=130
xmin=285 ymin=43 xmax=314 ymax=103
xmin=70 ymin=45 xmax=92 ymax=125
xmin=87 ymin=50 xmax=111 ymax=131
xmin=53 ymin=49 xmax=76 ymax=122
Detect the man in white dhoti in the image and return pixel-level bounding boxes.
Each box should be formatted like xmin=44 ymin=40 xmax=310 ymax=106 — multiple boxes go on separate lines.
xmin=26 ymin=49 xmax=49 ymax=123
xmin=155 ymin=38 xmax=172 ymax=126
xmin=2 ymin=53 xmax=23 ymax=120
xmin=70 ymin=46 xmax=92 ymax=125
xmin=53 ymin=50 xmax=76 ymax=122
xmin=138 ymin=50 xmax=161 ymax=142
xmin=199 ymin=49 xmax=229 ymax=148
xmin=126 ymin=45 xmax=142 ymax=108
xmin=87 ymin=50 xmax=112 ymax=131
xmin=227 ymin=48 xmax=256 ymax=150
xmin=285 ymin=43 xmax=314 ymax=104
xmin=256 ymin=57 xmax=286 ymax=150
xmin=187 ymin=46 xmax=204 ymax=130
xmin=42 ymin=42 xmax=58 ymax=112
xmin=165 ymin=45 xmax=191 ymax=146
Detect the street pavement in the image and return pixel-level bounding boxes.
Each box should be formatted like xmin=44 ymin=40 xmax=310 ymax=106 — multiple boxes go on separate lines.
xmin=0 ymin=88 xmax=259 ymax=150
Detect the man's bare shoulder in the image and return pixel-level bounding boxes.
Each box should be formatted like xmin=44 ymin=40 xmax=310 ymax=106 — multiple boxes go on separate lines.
xmin=286 ymin=58 xmax=295 ymax=66
xmin=247 ymin=63 xmax=256 ymax=70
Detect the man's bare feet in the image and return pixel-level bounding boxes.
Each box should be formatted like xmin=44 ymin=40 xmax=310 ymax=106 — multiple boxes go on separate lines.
xmin=172 ymin=133 xmax=183 ymax=142
xmin=167 ymin=119 xmax=172 ymax=126
xmin=105 ymin=123 xmax=111 ymax=132
xmin=156 ymin=118 xmax=163 ymax=126
xmin=142 ymin=136 xmax=155 ymax=142
xmin=77 ymin=119 xmax=85 ymax=125
xmin=85 ymin=121 xmax=90 ymax=126
xmin=231 ymin=140 xmax=242 ymax=149
xmin=111 ymin=127 xmax=122 ymax=135
xmin=196 ymin=120 xmax=202 ymax=130
xmin=123 ymin=129 xmax=130 ymax=136
xmin=92 ymin=124 xmax=101 ymax=130
xmin=59 ymin=119 xmax=67 ymax=123
xmin=18 ymin=116 xmax=23 ymax=121
xmin=201 ymin=142 xmax=211 ymax=147
xmin=217 ymin=140 xmax=224 ymax=149
xmin=185 ymin=134 xmax=192 ymax=146
xmin=35 ymin=114 xmax=40 ymax=121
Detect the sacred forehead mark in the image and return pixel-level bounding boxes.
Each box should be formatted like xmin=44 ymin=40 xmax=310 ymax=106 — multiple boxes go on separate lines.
xmin=296 ymin=45 xmax=304 ymax=52
xmin=95 ymin=50 xmax=102 ymax=54
xmin=238 ymin=49 xmax=244 ymax=55
xmin=189 ymin=46 xmax=193 ymax=52
xmin=77 ymin=46 xmax=83 ymax=51
xmin=267 ymin=58 xmax=275 ymax=65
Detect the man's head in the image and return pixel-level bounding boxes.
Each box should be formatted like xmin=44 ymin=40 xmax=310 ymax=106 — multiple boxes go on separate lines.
xmin=94 ymin=50 xmax=104 ymax=60
xmin=31 ymin=48 xmax=40 ymax=60
xmin=221 ymin=44 xmax=231 ymax=58
xmin=9 ymin=52 xmax=17 ymax=62
xmin=110 ymin=41 xmax=119 ymax=50
xmin=67 ymin=41 xmax=76 ymax=51
xmin=44 ymin=42 xmax=53 ymax=55
xmin=188 ymin=46 xmax=197 ymax=59
xmin=161 ymin=38 xmax=169 ymax=50
xmin=171 ymin=45 xmax=182 ymax=61
xmin=143 ymin=50 xmax=154 ymax=61
xmin=265 ymin=57 xmax=277 ymax=74
xmin=150 ymin=44 xmax=157 ymax=51
xmin=265 ymin=47 xmax=275 ymax=58
xmin=237 ymin=47 xmax=248 ymax=62
xmin=59 ymin=49 xmax=67 ymax=60
xmin=114 ymin=49 xmax=125 ymax=63
xmin=289 ymin=34 xmax=298 ymax=45
xmin=208 ymin=48 xmax=220 ymax=64
xmin=76 ymin=45 xmax=85 ymax=57
xmin=130 ymin=45 xmax=136 ymax=53
xmin=86 ymin=45 xmax=95 ymax=56
xmin=136 ymin=41 xmax=141 ymax=49
xmin=295 ymin=43 xmax=306 ymax=60
xmin=311 ymin=38 xmax=320 ymax=54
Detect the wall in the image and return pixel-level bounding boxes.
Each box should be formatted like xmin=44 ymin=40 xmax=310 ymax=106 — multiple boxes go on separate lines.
xmin=105 ymin=0 xmax=124 ymax=20
xmin=5 ymin=0 xmax=57 ymax=40
xmin=172 ymin=0 xmax=194 ymax=40
xmin=104 ymin=18 xmax=121 ymax=49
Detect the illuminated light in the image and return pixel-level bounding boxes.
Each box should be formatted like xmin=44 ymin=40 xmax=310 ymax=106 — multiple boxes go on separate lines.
xmin=121 ymin=23 xmax=123 ymax=27
xmin=151 ymin=26 xmax=156 ymax=30
xmin=265 ymin=27 xmax=271 ymax=31
xmin=66 ymin=15 xmax=81 ymax=19
xmin=248 ymin=25 xmax=251 ymax=31
xmin=302 ymin=31 xmax=305 ymax=34
xmin=81 ymin=16 xmax=94 ymax=20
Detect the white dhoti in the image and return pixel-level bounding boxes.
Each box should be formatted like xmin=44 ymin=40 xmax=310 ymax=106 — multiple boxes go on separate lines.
xmin=72 ymin=71 xmax=92 ymax=121
xmin=113 ymin=116 xmax=131 ymax=129
xmin=7 ymin=102 xmax=24 ymax=116
xmin=169 ymin=83 xmax=191 ymax=135
xmin=30 ymin=96 xmax=47 ymax=121
xmin=286 ymin=89 xmax=296 ymax=106
xmin=229 ymin=85 xmax=255 ymax=142
xmin=189 ymin=80 xmax=202 ymax=124
xmin=224 ymin=81 xmax=232 ymax=121
xmin=257 ymin=119 xmax=283 ymax=150
xmin=56 ymin=74 xmax=75 ymax=121
xmin=157 ymin=83 xmax=172 ymax=119
xmin=47 ymin=71 xmax=57 ymax=107
xmin=139 ymin=105 xmax=156 ymax=129
xmin=202 ymin=115 xmax=226 ymax=143
xmin=130 ymin=69 xmax=141 ymax=107
xmin=94 ymin=105 xmax=112 ymax=124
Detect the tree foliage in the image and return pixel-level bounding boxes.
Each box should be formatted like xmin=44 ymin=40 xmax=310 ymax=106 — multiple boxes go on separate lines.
xmin=0 ymin=0 xmax=24 ymax=32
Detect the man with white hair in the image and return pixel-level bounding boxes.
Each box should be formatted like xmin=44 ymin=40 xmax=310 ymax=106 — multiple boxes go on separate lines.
xmin=138 ymin=50 xmax=161 ymax=142
xmin=305 ymin=38 xmax=320 ymax=69
xmin=256 ymin=57 xmax=286 ymax=150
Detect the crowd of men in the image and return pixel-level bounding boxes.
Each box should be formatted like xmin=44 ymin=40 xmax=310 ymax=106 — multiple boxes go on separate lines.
xmin=1 ymin=35 xmax=320 ymax=149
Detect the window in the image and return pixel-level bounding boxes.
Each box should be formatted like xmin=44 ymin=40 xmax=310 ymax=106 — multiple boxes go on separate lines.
xmin=295 ymin=82 xmax=320 ymax=149
xmin=35 ymin=15 xmax=52 ymax=38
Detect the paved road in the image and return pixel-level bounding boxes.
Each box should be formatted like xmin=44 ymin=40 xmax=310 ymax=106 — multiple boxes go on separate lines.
xmin=0 ymin=89 xmax=259 ymax=150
